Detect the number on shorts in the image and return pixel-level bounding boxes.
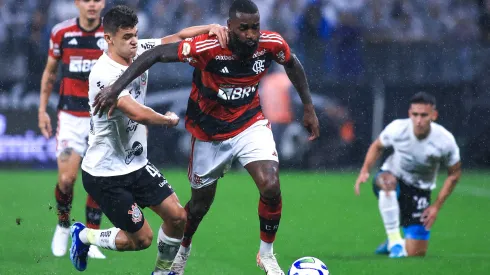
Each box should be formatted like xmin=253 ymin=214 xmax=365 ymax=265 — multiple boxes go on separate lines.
xmin=145 ymin=164 xmax=161 ymax=178
xmin=414 ymin=196 xmax=429 ymax=210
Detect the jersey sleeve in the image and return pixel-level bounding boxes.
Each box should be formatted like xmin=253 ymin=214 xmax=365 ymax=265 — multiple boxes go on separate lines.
xmin=262 ymin=32 xmax=291 ymax=65
xmin=379 ymin=120 xmax=402 ymax=147
xmin=444 ymin=135 xmax=461 ymax=167
xmin=48 ymin=27 xmax=63 ymax=59
xmin=137 ymin=39 xmax=163 ymax=55
xmin=177 ymin=34 xmax=214 ymax=70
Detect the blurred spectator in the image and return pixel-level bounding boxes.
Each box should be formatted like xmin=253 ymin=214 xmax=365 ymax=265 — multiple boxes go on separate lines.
xmin=25 ymin=10 xmax=48 ymax=91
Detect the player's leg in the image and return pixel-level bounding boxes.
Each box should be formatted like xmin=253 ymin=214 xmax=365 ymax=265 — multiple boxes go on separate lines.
xmin=131 ymin=162 xmax=187 ymax=274
xmin=52 ymin=146 xmax=81 ymax=257
xmin=399 ymin=183 xmax=431 ymax=257
xmin=173 ymin=136 xmax=230 ymax=274
xmin=69 ymin=170 xmax=156 ymax=271
xmin=236 ymin=121 xmax=283 ymax=274
xmin=372 ymin=171 xmax=405 ymax=257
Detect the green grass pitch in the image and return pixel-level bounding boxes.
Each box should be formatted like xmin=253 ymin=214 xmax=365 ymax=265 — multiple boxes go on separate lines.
xmin=0 ymin=169 xmax=489 ymax=274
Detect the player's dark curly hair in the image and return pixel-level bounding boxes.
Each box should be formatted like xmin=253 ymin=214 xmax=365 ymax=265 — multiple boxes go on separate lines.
xmin=103 ymin=5 xmax=138 ymax=34
xmin=410 ymin=92 xmax=436 ymax=107
xmin=229 ymin=0 xmax=258 ymax=19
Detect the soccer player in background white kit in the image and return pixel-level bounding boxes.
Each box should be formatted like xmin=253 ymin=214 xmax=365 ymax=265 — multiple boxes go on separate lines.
xmin=68 ymin=5 xmax=228 ymax=274
xmin=354 ymin=92 xmax=462 ymax=258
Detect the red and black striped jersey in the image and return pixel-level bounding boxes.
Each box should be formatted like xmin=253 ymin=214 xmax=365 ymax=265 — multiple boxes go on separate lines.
xmin=178 ymin=31 xmax=291 ymax=141
xmin=49 ymin=18 xmax=105 ymax=117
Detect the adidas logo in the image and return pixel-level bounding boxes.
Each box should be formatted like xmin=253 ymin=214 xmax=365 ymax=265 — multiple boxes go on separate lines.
xmin=68 ymin=38 xmax=78 ymax=45
xmin=220 ymin=67 xmax=229 ymax=74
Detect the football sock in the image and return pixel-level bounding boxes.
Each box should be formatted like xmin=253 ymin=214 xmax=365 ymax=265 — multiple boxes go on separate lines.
xmin=378 ymin=190 xmax=403 ymax=247
xmin=258 ymin=194 xmax=282 ymax=254
xmin=181 ymin=203 xmax=204 ymax=248
xmin=154 ymin=226 xmax=182 ymax=272
xmin=55 ymin=183 xmax=73 ymax=228
xmin=79 ymin=227 xmax=120 ymax=250
xmin=85 ymin=195 xmax=102 ymax=229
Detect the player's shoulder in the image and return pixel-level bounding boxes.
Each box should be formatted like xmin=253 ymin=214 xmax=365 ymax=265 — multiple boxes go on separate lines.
xmin=51 ymin=18 xmax=78 ymax=36
xmin=259 ymin=30 xmax=287 ymax=47
xmin=90 ymin=54 xmax=117 ymax=81
xmin=431 ymin=122 xmax=457 ymax=144
xmin=387 ymin=118 xmax=411 ymax=130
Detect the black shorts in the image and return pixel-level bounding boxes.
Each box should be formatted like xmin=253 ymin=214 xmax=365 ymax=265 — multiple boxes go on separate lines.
xmin=82 ymin=162 xmax=174 ymax=233
xmin=373 ymin=171 xmax=432 ymax=227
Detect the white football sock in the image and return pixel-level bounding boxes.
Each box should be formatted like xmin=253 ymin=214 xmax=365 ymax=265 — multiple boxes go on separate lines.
xmin=154 ymin=226 xmax=182 ymax=272
xmin=259 ymin=240 xmax=273 ymax=255
xmin=80 ymin=227 xmax=120 ymax=250
xmin=378 ymin=190 xmax=403 ymax=248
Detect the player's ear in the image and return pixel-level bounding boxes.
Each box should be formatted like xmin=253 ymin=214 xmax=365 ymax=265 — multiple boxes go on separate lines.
xmin=104 ymin=33 xmax=112 ymax=45
xmin=431 ymin=109 xmax=438 ymax=121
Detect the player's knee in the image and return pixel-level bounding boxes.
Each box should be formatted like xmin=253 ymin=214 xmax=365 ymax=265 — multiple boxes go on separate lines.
xmin=133 ymin=233 xmax=153 ymax=250
xmin=168 ymin=207 xmax=187 ymax=230
xmin=259 ymin=175 xmax=281 ymax=199
xmin=59 ymin=174 xmax=77 ymax=192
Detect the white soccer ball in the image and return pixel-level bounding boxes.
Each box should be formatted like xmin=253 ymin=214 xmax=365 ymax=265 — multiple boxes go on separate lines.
xmin=288 ymin=256 xmax=329 ymax=275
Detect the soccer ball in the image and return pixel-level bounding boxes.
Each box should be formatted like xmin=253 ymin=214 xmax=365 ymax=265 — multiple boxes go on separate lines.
xmin=288 ymin=256 xmax=329 ymax=275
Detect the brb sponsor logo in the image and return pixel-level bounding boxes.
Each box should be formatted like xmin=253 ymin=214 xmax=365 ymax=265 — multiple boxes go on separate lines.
xmin=217 ymin=85 xmax=258 ymax=101
xmin=69 ymin=56 xmax=97 ymax=73
xmin=125 ymin=141 xmax=143 ymax=164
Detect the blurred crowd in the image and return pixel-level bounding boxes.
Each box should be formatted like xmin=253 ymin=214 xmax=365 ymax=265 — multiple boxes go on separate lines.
xmin=1 ymin=0 xmax=490 ymax=86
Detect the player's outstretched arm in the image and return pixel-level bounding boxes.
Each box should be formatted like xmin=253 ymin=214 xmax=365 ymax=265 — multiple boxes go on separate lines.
xmin=422 ymin=161 xmax=462 ymax=229
xmin=355 ymin=138 xmax=385 ymax=195
xmin=38 ymin=56 xmax=59 ymax=139
xmin=92 ymin=42 xmax=181 ymax=117
xmin=116 ymin=95 xmax=179 ymax=127
xmin=161 ymin=24 xmax=228 ymax=47
xmin=283 ymin=54 xmax=320 ymax=140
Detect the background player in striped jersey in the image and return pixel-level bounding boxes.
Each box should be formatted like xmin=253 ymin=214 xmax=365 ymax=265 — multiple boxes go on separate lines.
xmin=354 ymin=92 xmax=462 ymax=258
xmin=38 ymin=0 xmax=107 ymax=259
xmin=91 ymin=0 xmax=320 ymax=274
xmin=38 ymin=0 xmax=229 ymax=260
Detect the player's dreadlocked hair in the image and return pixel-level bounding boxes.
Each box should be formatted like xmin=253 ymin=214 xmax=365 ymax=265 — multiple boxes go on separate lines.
xmin=103 ymin=5 xmax=138 ymax=34
xmin=410 ymin=92 xmax=436 ymax=108
xmin=229 ymin=0 xmax=259 ymax=19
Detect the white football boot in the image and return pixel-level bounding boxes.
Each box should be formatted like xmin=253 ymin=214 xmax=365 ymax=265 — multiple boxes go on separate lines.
xmin=51 ymin=224 xmax=70 ymax=257
xmin=88 ymin=245 xmax=107 ymax=259
xmin=171 ymin=245 xmax=191 ymax=275
xmin=257 ymin=252 xmax=285 ymax=275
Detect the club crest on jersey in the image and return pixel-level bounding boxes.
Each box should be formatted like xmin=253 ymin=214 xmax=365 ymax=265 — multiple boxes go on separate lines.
xmin=252 ymin=59 xmax=265 ymax=74
xmin=182 ymin=42 xmax=191 ymax=56
xmin=125 ymin=141 xmax=144 ymax=164
xmin=128 ymin=203 xmax=142 ymax=224
xmin=97 ymin=38 xmax=108 ymax=50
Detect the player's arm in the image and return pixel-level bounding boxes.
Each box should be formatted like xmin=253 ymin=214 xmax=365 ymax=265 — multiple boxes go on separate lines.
xmin=92 ymin=42 xmax=181 ymax=117
xmin=161 ymin=24 xmax=228 ymax=47
xmin=422 ymin=161 xmax=462 ymax=229
xmin=283 ymin=54 xmax=320 ymax=140
xmin=116 ymin=95 xmax=179 ymax=126
xmin=355 ymin=138 xmax=385 ymax=195
xmin=38 ymin=56 xmax=59 ymax=138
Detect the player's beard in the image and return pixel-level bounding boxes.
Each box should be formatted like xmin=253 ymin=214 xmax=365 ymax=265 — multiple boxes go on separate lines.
xmin=229 ymin=32 xmax=258 ymax=60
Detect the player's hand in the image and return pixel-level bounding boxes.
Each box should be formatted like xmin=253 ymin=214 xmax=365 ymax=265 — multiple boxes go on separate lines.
xmin=93 ymin=85 xmax=118 ymax=118
xmin=208 ymin=24 xmax=229 ymax=48
xmin=422 ymin=205 xmax=439 ymax=230
xmin=38 ymin=111 xmax=52 ymax=139
xmin=303 ymin=104 xmax=320 ymax=141
xmin=355 ymin=171 xmax=370 ymax=196
xmin=163 ymin=111 xmax=180 ymax=127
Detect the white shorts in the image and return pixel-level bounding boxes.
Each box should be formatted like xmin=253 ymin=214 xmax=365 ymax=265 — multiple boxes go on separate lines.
xmin=188 ymin=119 xmax=279 ymax=189
xmin=56 ymin=111 xmax=90 ymax=158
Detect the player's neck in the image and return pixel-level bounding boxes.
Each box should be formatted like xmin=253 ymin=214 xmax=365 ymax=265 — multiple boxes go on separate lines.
xmin=414 ymin=128 xmax=431 ymax=140
xmin=78 ymin=17 xmax=100 ymax=32
xmin=107 ymin=49 xmax=133 ymax=67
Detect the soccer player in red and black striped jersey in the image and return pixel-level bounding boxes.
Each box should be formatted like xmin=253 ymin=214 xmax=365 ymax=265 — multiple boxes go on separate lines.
xmin=38 ymin=0 xmax=107 ymax=259
xmin=92 ymin=1 xmax=320 ymax=273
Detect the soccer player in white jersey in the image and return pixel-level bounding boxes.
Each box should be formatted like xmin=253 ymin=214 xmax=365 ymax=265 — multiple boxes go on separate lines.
xmin=69 ymin=6 xmax=228 ymax=274
xmin=354 ymin=92 xmax=462 ymax=258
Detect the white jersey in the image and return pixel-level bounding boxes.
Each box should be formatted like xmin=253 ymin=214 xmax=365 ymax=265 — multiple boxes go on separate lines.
xmin=379 ymin=118 xmax=460 ymax=190
xmin=82 ymin=39 xmax=161 ymax=177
